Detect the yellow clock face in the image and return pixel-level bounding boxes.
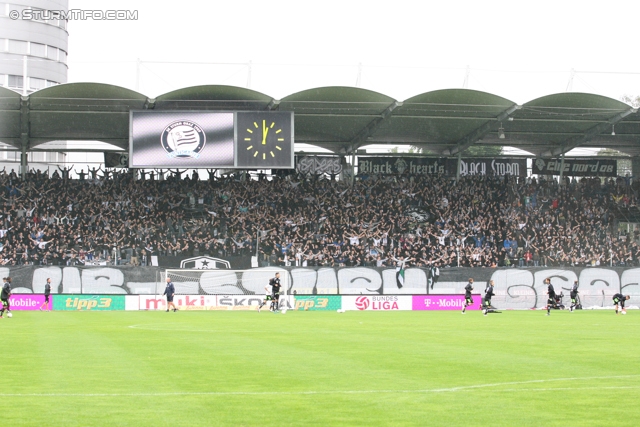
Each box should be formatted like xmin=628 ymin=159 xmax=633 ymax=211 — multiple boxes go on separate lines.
xmin=243 ymin=119 xmax=286 ymax=162
xmin=236 ymin=111 xmax=293 ymax=168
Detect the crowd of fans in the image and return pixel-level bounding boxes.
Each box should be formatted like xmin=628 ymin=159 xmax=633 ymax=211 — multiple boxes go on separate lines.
xmin=0 ymin=164 xmax=639 ymax=269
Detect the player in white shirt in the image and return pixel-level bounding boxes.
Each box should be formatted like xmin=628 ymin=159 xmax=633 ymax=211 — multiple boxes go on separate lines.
xmin=258 ymin=282 xmax=272 ymax=312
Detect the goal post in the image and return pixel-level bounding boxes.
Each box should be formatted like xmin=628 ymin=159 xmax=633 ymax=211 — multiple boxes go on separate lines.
xmin=156 ymin=268 xmax=291 ymax=310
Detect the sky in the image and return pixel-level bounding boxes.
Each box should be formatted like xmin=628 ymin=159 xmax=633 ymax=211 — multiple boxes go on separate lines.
xmin=66 ymin=0 xmax=640 ymax=105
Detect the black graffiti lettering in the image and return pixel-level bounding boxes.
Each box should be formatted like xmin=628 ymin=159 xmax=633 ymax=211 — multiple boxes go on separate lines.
xmin=506 ymin=285 xmax=538 ymax=309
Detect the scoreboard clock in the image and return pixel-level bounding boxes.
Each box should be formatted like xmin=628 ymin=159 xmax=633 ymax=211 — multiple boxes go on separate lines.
xmin=235 ymin=111 xmax=294 ymax=168
xmin=129 ymin=110 xmax=294 ymax=169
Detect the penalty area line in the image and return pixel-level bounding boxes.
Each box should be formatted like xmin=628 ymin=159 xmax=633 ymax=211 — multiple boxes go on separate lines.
xmin=492 ymin=386 xmax=640 ymax=392
xmin=1 ymin=375 xmax=639 ymax=398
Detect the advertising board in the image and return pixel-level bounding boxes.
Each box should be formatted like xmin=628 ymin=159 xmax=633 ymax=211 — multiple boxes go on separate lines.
xmin=412 ymin=294 xmax=482 ymax=311
xmin=8 ymin=294 xmax=49 ymax=311
xmin=293 ymin=295 xmax=341 ymax=311
xmin=342 ymin=295 xmax=412 ymax=311
xmin=53 ymin=295 xmax=125 ymax=311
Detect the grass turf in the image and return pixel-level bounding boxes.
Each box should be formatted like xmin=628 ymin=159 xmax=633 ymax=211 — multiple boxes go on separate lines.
xmin=1 ymin=309 xmax=639 ymax=426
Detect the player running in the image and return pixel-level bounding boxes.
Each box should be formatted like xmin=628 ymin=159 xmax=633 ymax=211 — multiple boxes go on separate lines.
xmin=612 ymin=293 xmax=630 ymax=314
xmin=0 ymin=277 xmax=12 ymax=318
xmin=482 ymin=280 xmax=495 ymax=316
xmin=258 ymin=272 xmax=282 ymax=312
xmin=258 ymin=280 xmax=274 ymax=312
xmin=462 ymin=278 xmax=474 ymax=314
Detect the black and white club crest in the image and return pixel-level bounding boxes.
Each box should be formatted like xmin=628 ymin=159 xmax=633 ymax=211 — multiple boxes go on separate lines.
xmin=161 ymin=120 xmax=206 ymax=159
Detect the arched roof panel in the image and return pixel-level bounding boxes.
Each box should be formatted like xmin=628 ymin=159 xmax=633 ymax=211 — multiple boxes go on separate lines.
xmin=523 ymin=92 xmax=631 ymax=111
xmin=0 ymin=84 xmax=636 ymax=157
xmin=0 ymin=87 xmax=22 ymax=147
xmin=371 ymin=89 xmax=518 ymax=149
xmin=503 ymin=92 xmax=637 ymax=154
xmin=0 ymin=86 xmax=22 ymax=110
xmin=26 ymin=83 xmax=146 ymax=148
xmin=155 ymin=85 xmax=273 ymax=110
xmin=279 ymin=87 xmax=398 ymax=150
xmin=29 ymin=82 xmax=147 ymax=111
xmin=402 ymin=88 xmax=515 ymax=109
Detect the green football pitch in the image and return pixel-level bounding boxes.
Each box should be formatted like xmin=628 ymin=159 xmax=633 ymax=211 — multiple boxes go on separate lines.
xmin=2 ymin=309 xmax=639 ymax=426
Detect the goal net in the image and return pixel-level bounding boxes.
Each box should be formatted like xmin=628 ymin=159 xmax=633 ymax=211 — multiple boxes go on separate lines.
xmin=157 ymin=268 xmax=291 ymax=311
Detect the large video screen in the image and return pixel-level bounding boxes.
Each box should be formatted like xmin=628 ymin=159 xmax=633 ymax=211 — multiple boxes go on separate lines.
xmin=129 ymin=111 xmax=293 ymax=169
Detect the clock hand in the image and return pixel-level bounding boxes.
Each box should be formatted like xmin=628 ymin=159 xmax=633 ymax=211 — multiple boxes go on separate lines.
xmin=261 ymin=120 xmax=269 ymax=145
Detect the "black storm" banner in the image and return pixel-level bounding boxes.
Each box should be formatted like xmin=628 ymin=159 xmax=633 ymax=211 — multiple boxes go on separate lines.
xmin=356 ymin=157 xmax=526 ymax=176
xmin=451 ymin=158 xmax=526 ymax=177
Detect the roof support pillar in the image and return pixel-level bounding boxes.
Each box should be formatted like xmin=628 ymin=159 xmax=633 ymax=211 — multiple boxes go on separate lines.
xmin=446 ymin=104 xmax=521 ymax=156
xmin=342 ymin=101 xmax=402 ymax=153
xmin=630 ymin=156 xmax=640 ymax=180
xmin=351 ymin=151 xmax=356 ymax=187
xmin=266 ymin=99 xmax=280 ymax=110
xmin=540 ymin=107 xmax=638 ymax=158
xmin=19 ymin=95 xmax=29 ymax=179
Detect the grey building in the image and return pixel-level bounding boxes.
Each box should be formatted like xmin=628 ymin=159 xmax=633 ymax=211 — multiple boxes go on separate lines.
xmin=0 ymin=0 xmax=68 ymax=93
xmin=0 ymin=0 xmax=68 ymax=167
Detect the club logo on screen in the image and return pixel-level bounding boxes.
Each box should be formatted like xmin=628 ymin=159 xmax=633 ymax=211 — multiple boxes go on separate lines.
xmin=161 ymin=120 xmax=206 ymax=159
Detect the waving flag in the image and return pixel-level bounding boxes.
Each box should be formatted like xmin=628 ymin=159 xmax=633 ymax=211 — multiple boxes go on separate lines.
xmin=396 ymin=267 xmax=405 ymax=289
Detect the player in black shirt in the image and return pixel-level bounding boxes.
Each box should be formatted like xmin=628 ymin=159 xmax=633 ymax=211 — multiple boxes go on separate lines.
xmin=270 ymin=273 xmax=282 ymax=311
xmin=545 ymin=278 xmax=555 ymax=316
xmin=39 ymin=277 xmax=52 ymax=311
xmin=612 ymin=293 xmax=630 ymax=314
xmin=483 ymin=280 xmax=495 ymax=316
xmin=258 ymin=272 xmax=282 ymax=312
xmin=462 ymin=278 xmax=474 ymax=314
xmin=163 ymin=277 xmax=178 ymax=312
xmin=569 ymin=280 xmax=579 ymax=312
xmin=0 ymin=277 xmax=12 ymax=318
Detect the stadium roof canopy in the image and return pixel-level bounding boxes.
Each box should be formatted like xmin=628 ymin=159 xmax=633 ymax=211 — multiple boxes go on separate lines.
xmin=0 ymin=83 xmax=639 ymax=157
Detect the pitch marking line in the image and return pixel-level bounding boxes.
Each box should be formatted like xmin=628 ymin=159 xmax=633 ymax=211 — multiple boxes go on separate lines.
xmin=128 ymin=324 xmax=261 ymax=333
xmin=1 ymin=375 xmax=638 ymax=397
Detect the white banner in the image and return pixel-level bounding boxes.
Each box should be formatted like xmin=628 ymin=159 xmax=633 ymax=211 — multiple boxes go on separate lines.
xmin=138 ymin=294 xmax=294 ymax=310
xmin=139 ymin=294 xmax=218 ymax=310
xmin=342 ymin=295 xmax=412 ymax=311
xmin=125 ymin=295 xmax=139 ymax=311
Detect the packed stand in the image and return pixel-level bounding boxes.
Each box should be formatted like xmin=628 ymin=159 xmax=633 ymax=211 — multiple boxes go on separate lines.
xmin=0 ymin=166 xmax=639 ymax=269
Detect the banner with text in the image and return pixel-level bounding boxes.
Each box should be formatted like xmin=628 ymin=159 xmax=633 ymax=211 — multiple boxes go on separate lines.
xmin=140 ymin=294 xmax=224 ymax=310
xmin=356 ymin=157 xmax=526 ymax=176
xmin=9 ymin=294 xmax=49 ymax=311
xmin=342 ymin=295 xmax=412 ymax=311
xmin=412 ymin=294 xmax=482 ymax=311
xmin=532 ymin=158 xmax=617 ymax=177
xmin=450 ymin=158 xmax=526 ymax=177
xmin=5 ymin=266 xmax=640 ymax=310
xmin=293 ymin=295 xmax=342 ymax=311
xmin=358 ymin=157 xmax=447 ymax=175
xmin=296 ymin=156 xmax=342 ymax=175
xmin=138 ymin=294 xmax=294 ymax=311
xmin=53 ymin=295 xmax=125 ymax=311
